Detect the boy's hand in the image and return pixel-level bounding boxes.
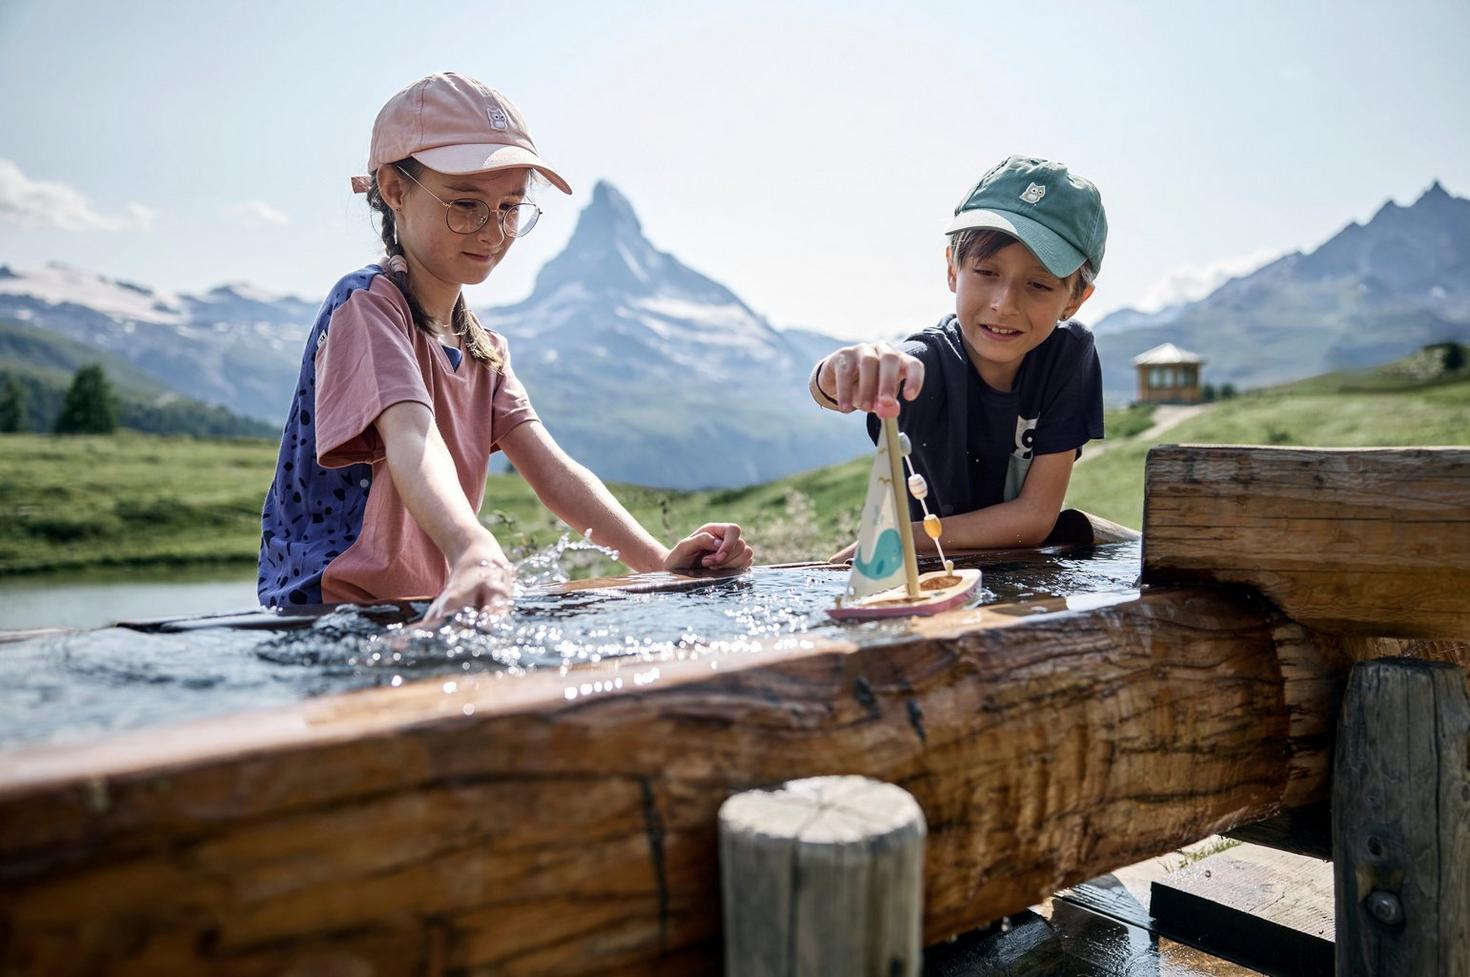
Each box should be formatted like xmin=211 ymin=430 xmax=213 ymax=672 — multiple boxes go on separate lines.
xmin=817 ymin=342 xmax=925 ymax=418
xmin=829 ymin=539 xmax=858 ymax=564
xmin=664 ymin=523 xmax=754 ymax=572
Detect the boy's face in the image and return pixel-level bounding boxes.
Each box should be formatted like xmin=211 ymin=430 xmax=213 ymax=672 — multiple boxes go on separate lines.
xmin=947 ymin=241 xmax=1093 ymax=387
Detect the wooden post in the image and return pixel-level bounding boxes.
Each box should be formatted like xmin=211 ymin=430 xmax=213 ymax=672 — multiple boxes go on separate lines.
xmin=719 ymin=775 xmax=925 ymax=977
xmin=1333 ymin=658 xmax=1470 ymax=976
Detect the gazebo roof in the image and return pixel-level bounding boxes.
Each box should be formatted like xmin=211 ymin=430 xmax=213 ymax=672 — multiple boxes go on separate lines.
xmin=1133 ymin=342 xmax=1204 ymax=366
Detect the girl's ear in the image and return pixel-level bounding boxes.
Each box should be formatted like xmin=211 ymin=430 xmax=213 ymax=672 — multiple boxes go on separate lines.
xmin=1061 ymin=283 xmax=1096 ymax=321
xmin=377 ymin=165 xmax=406 ymax=212
xmin=945 ymin=246 xmax=958 ymax=294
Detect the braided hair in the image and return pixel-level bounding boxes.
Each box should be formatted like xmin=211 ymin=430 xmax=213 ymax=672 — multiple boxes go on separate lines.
xmin=364 ymin=158 xmax=503 ymax=368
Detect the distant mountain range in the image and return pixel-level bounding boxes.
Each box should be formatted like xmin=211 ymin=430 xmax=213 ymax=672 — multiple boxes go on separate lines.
xmin=0 ymin=183 xmax=863 ymax=487
xmin=3 ymin=178 xmax=1465 ymax=478
xmin=1090 ymin=181 xmax=1470 ymax=401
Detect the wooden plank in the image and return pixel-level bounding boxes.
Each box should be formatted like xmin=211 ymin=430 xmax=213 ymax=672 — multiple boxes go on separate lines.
xmin=0 ymin=590 xmax=1465 ymax=976
xmin=1151 ymin=847 xmax=1334 ymax=977
xmin=1141 ymin=445 xmax=1470 ymax=638
xmin=1332 ymin=658 xmax=1470 ymax=977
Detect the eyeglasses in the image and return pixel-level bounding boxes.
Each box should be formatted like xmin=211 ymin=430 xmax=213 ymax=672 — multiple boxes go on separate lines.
xmin=396 ymin=166 xmax=541 ymax=238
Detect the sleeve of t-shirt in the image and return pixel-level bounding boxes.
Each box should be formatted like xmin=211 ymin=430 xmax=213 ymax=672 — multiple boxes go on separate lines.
xmin=1031 ymin=328 xmax=1105 ymax=457
xmin=865 ymin=335 xmax=945 ymax=445
xmin=487 ymin=333 xmax=538 ymax=454
xmin=314 ymin=283 xmax=433 ymax=469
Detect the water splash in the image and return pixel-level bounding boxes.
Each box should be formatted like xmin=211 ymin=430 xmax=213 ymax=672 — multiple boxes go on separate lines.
xmin=512 ymin=531 xmax=623 ymax=592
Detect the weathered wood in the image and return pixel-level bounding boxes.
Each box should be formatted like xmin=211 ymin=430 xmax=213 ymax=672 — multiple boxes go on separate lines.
xmin=1142 ymin=445 xmax=1470 ymax=638
xmin=1332 ymin=658 xmax=1470 ymax=977
xmin=1 ymin=590 xmax=1467 ymax=976
xmin=719 ymin=775 xmax=924 ymax=977
xmin=1151 ymin=847 xmax=1334 ymax=977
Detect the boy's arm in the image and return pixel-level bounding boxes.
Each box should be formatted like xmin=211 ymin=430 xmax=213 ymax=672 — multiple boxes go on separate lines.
xmin=921 ymin=450 xmax=1075 ymax=549
xmin=832 ymin=450 xmax=1076 ymax=560
xmin=498 ymin=421 xmax=752 ymax=573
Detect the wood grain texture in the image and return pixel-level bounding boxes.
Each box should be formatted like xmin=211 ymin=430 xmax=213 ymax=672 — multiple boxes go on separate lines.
xmin=1332 ymin=658 xmax=1470 ymax=977
xmin=0 ymin=589 xmax=1465 ymax=976
xmin=1142 ymin=445 xmax=1470 ymax=638
xmin=719 ymin=776 xmax=924 ymax=977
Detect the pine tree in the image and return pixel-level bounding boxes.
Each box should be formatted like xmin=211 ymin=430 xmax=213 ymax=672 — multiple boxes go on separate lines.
xmin=1443 ymin=342 xmax=1466 ymax=374
xmin=53 ymin=365 xmax=117 ymax=434
xmin=0 ymin=377 xmax=25 ymax=432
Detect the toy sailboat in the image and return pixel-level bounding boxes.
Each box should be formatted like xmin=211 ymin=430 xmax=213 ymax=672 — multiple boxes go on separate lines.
xmin=827 ymin=415 xmax=982 ymax=620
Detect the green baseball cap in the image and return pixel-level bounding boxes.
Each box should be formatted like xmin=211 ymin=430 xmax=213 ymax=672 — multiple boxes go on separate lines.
xmin=946 ymin=156 xmax=1107 ymax=278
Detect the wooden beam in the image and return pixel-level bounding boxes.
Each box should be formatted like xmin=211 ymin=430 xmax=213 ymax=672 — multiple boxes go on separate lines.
xmin=1142 ymin=445 xmax=1470 ymax=639
xmin=0 ymin=590 xmax=1466 ymax=976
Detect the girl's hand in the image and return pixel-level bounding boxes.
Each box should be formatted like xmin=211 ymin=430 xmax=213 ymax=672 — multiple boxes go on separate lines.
xmin=416 ymin=543 xmax=516 ymax=627
xmin=663 ymin=523 xmax=754 ymax=572
xmin=817 ymin=342 xmax=925 ymax=418
xmin=829 ymin=539 xmax=858 ymax=564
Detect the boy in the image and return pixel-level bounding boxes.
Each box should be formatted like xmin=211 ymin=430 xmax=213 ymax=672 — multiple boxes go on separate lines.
xmin=809 ymin=156 xmax=1106 ymax=553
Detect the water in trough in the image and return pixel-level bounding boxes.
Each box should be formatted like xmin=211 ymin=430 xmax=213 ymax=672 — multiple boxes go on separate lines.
xmin=0 ymin=539 xmax=1140 ymax=752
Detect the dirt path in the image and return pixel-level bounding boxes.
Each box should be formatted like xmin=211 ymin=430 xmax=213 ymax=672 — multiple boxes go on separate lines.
xmin=1081 ymin=403 xmax=1210 ymax=464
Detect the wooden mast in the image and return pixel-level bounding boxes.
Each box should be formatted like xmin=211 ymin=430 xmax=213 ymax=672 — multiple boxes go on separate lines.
xmin=881 ymin=415 xmax=921 ymax=598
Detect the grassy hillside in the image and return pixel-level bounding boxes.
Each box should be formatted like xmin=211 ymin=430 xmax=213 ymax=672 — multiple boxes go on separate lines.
xmin=0 ymin=434 xmax=867 ymax=576
xmin=0 ymin=319 xmax=276 ymax=438
xmin=1066 ymin=351 xmax=1470 ymax=527
xmin=4 ymin=348 xmax=1466 ymax=576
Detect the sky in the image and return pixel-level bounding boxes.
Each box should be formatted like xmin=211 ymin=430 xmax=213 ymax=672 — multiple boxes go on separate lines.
xmin=1 ymin=0 xmax=1468 ymax=340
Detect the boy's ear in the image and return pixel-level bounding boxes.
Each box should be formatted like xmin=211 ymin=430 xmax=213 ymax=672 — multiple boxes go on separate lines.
xmin=1061 ymin=283 xmax=1096 ymax=321
xmin=945 ymin=246 xmax=958 ymax=294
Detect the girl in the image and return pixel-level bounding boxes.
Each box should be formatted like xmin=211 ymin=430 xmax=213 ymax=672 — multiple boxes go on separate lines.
xmin=259 ymin=72 xmax=752 ymax=622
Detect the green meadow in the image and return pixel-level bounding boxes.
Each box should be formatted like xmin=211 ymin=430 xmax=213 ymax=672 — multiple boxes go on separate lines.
xmin=3 ymin=350 xmax=1467 ymax=577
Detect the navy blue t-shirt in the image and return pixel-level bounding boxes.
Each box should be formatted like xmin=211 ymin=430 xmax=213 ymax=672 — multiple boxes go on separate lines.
xmin=866 ymin=315 xmax=1103 ymax=521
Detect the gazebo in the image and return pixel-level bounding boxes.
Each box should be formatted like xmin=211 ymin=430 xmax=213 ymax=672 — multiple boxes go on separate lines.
xmin=1133 ymin=342 xmax=1204 ymax=404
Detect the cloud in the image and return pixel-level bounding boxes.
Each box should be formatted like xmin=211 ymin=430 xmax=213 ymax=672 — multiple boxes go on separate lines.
xmin=1133 ymin=248 xmax=1283 ymax=312
xmin=0 ymin=158 xmax=155 ymax=231
xmin=222 ymin=200 xmax=290 ymax=227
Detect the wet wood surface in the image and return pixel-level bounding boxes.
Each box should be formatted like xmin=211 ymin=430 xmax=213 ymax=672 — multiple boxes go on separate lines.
xmin=1142 ymin=445 xmax=1470 ymax=638
xmin=5 ymin=586 xmax=1466 ymax=976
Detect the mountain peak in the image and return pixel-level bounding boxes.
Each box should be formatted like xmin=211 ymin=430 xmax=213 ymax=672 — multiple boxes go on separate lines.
xmin=588 ymin=180 xmax=641 ymax=228
xmin=1416 ymin=179 xmax=1451 ymax=205
xmin=528 ymin=178 xmax=698 ymax=299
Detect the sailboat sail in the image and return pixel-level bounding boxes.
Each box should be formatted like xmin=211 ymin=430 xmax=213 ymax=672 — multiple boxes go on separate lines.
xmin=848 ymin=433 xmax=907 ymax=599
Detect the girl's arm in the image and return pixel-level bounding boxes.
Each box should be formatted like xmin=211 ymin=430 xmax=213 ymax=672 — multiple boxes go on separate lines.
xmin=830 ymin=450 xmax=1075 ymax=560
xmin=498 ymin=421 xmax=752 ymax=573
xmin=376 ymin=401 xmax=514 ymax=620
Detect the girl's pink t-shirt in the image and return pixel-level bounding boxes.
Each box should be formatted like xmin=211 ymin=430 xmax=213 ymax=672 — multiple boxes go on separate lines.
xmin=312 ymin=274 xmax=536 ymax=603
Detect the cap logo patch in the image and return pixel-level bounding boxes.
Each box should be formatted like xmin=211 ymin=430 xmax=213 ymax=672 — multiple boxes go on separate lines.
xmin=488 ymin=107 xmax=509 ymax=131
xmin=1020 ymin=183 xmax=1047 ymax=204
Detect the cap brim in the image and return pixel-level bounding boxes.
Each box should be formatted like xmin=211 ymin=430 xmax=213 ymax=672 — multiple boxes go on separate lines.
xmin=943 ymin=208 xmax=1085 ymax=278
xmin=412 ymin=144 xmax=572 ymax=195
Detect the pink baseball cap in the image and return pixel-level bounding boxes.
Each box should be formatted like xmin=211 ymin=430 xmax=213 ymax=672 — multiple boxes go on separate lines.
xmin=350 ymin=72 xmax=571 ymax=195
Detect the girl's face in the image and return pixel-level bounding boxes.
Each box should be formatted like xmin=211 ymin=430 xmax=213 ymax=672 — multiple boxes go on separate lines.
xmin=380 ymin=164 xmax=533 ymax=288
xmin=946 ymin=241 xmax=1093 ymax=390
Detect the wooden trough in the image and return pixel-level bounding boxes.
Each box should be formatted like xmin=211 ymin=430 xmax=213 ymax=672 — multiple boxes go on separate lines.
xmin=1 ymin=445 xmax=1467 ymax=976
